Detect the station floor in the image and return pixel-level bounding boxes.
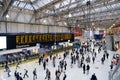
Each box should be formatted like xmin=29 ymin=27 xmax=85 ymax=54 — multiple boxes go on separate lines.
xmin=0 ymin=46 xmax=116 ymax=80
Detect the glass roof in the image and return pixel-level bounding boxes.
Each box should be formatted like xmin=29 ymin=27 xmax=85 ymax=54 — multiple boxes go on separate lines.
xmin=12 ymin=0 xmax=54 ymax=10
xmin=63 ymin=2 xmax=120 ymax=18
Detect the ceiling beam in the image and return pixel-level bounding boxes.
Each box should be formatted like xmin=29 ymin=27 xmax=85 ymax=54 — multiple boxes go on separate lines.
xmin=0 ymin=0 xmax=14 ymax=20
xmin=36 ymin=0 xmax=118 ymax=19
xmin=36 ymin=0 xmax=64 ymax=11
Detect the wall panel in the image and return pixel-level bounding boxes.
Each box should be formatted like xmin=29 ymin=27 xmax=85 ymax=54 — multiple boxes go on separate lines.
xmin=0 ymin=22 xmax=6 ymax=33
xmin=0 ymin=22 xmax=70 ymax=33
xmin=18 ymin=24 xmax=25 ymax=32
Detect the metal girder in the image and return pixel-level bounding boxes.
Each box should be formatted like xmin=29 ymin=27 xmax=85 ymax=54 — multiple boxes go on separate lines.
xmin=36 ymin=0 xmax=64 ymax=11
xmin=57 ymin=8 xmax=120 ymax=21
xmin=36 ymin=0 xmax=118 ymax=19
xmin=0 ymin=0 xmax=14 ymax=20
xmin=67 ymin=18 xmax=120 ymax=28
xmin=10 ymin=7 xmax=34 ymax=14
xmin=0 ymin=20 xmax=67 ymax=27
xmin=13 ymin=2 xmax=27 ymax=21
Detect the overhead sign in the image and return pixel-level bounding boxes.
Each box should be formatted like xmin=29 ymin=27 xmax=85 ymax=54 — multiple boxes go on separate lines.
xmin=5 ymin=33 xmax=74 ymax=49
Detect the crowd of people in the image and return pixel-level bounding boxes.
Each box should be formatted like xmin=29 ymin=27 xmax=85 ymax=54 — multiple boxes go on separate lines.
xmin=3 ymin=40 xmax=120 ymax=80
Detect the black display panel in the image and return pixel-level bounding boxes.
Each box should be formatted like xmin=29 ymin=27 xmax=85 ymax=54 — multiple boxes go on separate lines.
xmin=1 ymin=33 xmax=74 ymax=50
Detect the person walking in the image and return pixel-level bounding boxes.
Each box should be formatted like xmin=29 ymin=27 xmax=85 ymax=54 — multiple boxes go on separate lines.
xmin=45 ymin=68 xmax=49 ymax=79
xmin=38 ymin=57 xmax=42 ymax=65
xmin=63 ymin=72 xmax=67 ymax=80
xmin=43 ymin=60 xmax=46 ymax=70
xmin=23 ymin=69 xmax=29 ymax=78
xmin=5 ymin=62 xmax=9 ymax=72
xmin=106 ymin=53 xmax=109 ymax=59
xmin=19 ymin=73 xmax=23 ymax=80
xmin=7 ymin=68 xmax=11 ymax=77
xmin=86 ymin=64 xmax=90 ymax=75
xmin=91 ymin=73 xmax=97 ymax=80
xmin=64 ymin=61 xmax=67 ymax=70
xmin=101 ymin=57 xmax=105 ymax=64
xmin=47 ymin=70 xmax=51 ymax=80
xmin=92 ymin=57 xmax=95 ymax=64
xmin=33 ymin=68 xmax=37 ymax=80
xmin=16 ymin=60 xmax=20 ymax=69
xmin=16 ymin=72 xmax=20 ymax=80
xmin=83 ymin=64 xmax=86 ymax=74
xmin=110 ymin=63 xmax=113 ymax=70
xmin=14 ymin=70 xmax=17 ymax=80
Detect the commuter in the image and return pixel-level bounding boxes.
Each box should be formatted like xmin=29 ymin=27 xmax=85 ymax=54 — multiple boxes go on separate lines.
xmin=64 ymin=61 xmax=67 ymax=70
xmin=91 ymin=73 xmax=97 ymax=80
xmin=110 ymin=63 xmax=113 ymax=70
xmin=23 ymin=69 xmax=29 ymax=78
xmin=83 ymin=64 xmax=86 ymax=74
xmin=7 ymin=68 xmax=11 ymax=77
xmin=106 ymin=53 xmax=109 ymax=59
xmin=14 ymin=70 xmax=17 ymax=80
xmin=33 ymin=68 xmax=37 ymax=80
xmin=43 ymin=60 xmax=46 ymax=70
xmin=16 ymin=72 xmax=20 ymax=80
xmin=63 ymin=72 xmax=67 ymax=80
xmin=38 ymin=57 xmax=42 ymax=65
xmin=45 ymin=68 xmax=49 ymax=79
xmin=47 ymin=70 xmax=51 ymax=80
xmin=92 ymin=57 xmax=95 ymax=64
xmin=16 ymin=60 xmax=20 ymax=69
xmin=86 ymin=64 xmax=90 ymax=75
xmin=56 ymin=70 xmax=61 ymax=80
xmin=5 ymin=62 xmax=9 ymax=71
xmin=101 ymin=57 xmax=105 ymax=64
xmin=19 ymin=73 xmax=23 ymax=80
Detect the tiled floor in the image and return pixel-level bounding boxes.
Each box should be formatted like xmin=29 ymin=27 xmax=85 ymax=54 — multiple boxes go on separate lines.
xmin=0 ymin=45 xmax=116 ymax=80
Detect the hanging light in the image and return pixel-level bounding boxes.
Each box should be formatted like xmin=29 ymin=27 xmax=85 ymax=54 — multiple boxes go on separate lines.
xmin=6 ymin=14 xmax=9 ymax=18
xmin=113 ymin=24 xmax=115 ymax=26
xmin=43 ymin=19 xmax=46 ymax=23
xmin=92 ymin=22 xmax=94 ymax=26
xmin=68 ymin=13 xmax=72 ymax=17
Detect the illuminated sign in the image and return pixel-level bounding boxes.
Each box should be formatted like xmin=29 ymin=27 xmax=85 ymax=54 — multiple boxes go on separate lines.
xmin=15 ymin=34 xmax=72 ymax=45
xmin=1 ymin=33 xmax=74 ymax=49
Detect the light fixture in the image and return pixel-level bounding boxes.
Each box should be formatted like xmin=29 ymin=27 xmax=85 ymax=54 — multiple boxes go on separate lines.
xmin=113 ymin=24 xmax=115 ymax=26
xmin=43 ymin=19 xmax=46 ymax=23
xmin=30 ymin=0 xmax=35 ymax=2
xmin=92 ymin=22 xmax=94 ymax=26
xmin=19 ymin=0 xmax=24 ymax=1
xmin=68 ymin=13 xmax=72 ymax=17
xmin=6 ymin=14 xmax=9 ymax=18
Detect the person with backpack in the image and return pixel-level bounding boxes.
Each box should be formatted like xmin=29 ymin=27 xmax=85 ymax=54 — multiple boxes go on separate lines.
xmin=23 ymin=69 xmax=29 ymax=78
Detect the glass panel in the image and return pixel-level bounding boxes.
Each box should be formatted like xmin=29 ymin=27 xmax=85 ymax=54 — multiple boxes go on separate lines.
xmin=18 ymin=2 xmax=26 ymax=7
xmin=25 ymin=4 xmax=33 ymax=10
xmin=13 ymin=1 xmax=20 ymax=6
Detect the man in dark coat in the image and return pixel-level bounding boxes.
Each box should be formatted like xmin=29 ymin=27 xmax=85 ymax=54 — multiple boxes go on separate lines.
xmin=91 ymin=73 xmax=97 ymax=80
